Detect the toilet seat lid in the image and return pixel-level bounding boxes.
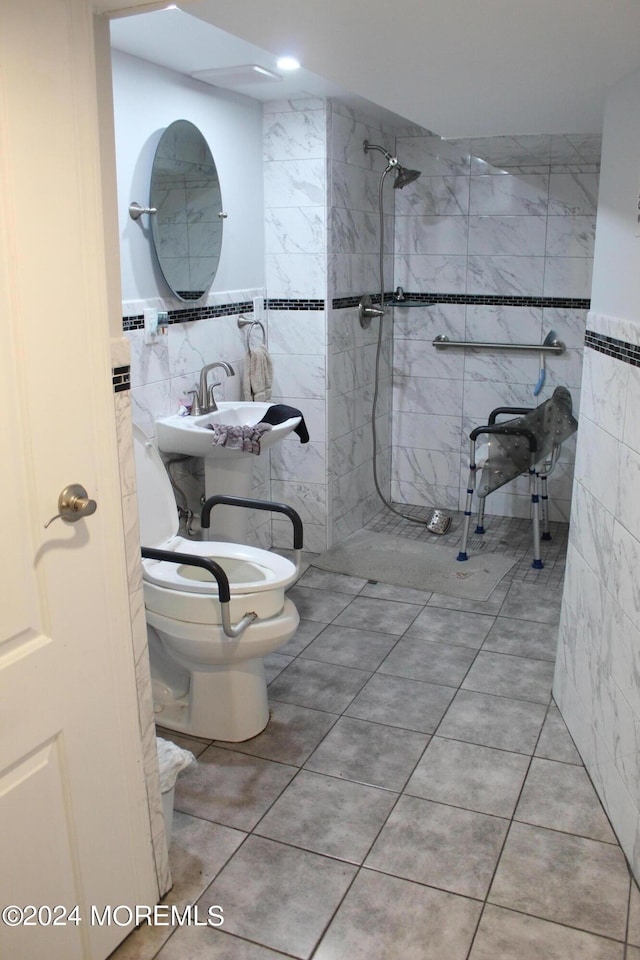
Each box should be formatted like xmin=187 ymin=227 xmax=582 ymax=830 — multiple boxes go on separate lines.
xmin=133 ymin=423 xmax=179 ymax=546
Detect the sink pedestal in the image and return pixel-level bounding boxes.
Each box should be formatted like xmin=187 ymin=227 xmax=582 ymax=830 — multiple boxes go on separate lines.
xmin=156 ymin=402 xmax=302 ymax=546
xmin=203 ymin=456 xmax=254 ymax=542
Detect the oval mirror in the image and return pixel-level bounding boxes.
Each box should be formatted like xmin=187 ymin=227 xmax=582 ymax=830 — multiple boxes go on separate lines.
xmin=150 ymin=120 xmax=223 ymax=302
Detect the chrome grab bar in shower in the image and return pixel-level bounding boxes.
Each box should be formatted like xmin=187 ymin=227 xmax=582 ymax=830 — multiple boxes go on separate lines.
xmin=433 ymin=334 xmax=565 ymax=354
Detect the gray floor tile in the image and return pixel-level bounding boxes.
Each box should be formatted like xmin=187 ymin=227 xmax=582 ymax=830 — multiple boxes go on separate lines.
xmin=405 ymin=736 xmax=530 ymax=818
xmin=469 ymin=904 xmax=625 ymax=960
xmin=197 ymin=835 xmax=356 ymax=959
xmin=427 ymin=580 xmax=510 ymax=616
xmin=305 ymin=716 xmax=429 ymax=791
xmin=314 ymin=869 xmax=482 ymax=960
xmin=482 ymin=616 xmax=559 ymax=661
xmin=278 ymin=618 xmax=325 ymax=656
xmin=462 ymin=651 xmax=555 ymax=704
xmin=629 ymin=882 xmax=640 ymax=946
xmin=156 ymin=927 xmax=286 ymax=959
xmin=109 ymin=814 xmax=246 ymax=960
xmin=298 ymin=566 xmax=367 ymax=594
xmin=359 ymin=580 xmax=430 ymax=604
xmin=174 ymin=746 xmax=296 ymax=831
xmin=515 ymin=757 xmax=617 ymax=843
xmin=378 ymin=636 xmax=477 ymax=686
xmin=332 ymin=596 xmax=422 ymax=635
xmin=101 ymin=920 xmax=157 ymax=958
xmin=499 ymin=581 xmax=564 ymax=623
xmin=345 ymin=673 xmax=456 ymax=734
xmin=299 ymin=623 xmax=398 ymax=671
xmin=263 ymin=651 xmax=293 ymax=683
xmin=407 ymin=605 xmax=495 ymax=649
xmin=215 ymin=700 xmax=338 ymax=766
xmin=489 ymin=822 xmax=630 ymax=940
xmin=628 ymin=946 xmax=640 ymax=959
xmin=166 ymin=813 xmax=246 ymax=899
xmin=437 ymin=689 xmax=547 ymax=754
xmin=286 ymin=585 xmax=354 ymax=622
xmin=366 ymin=795 xmax=508 ymax=899
xmin=255 ymin=769 xmax=396 ymax=863
xmin=535 ymin=702 xmax=582 ymax=764
xmin=267 ymin=657 xmax=371 ymax=713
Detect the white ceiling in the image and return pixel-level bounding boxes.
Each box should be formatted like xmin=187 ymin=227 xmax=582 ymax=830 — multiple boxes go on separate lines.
xmin=110 ymin=0 xmax=640 ymax=138
xmin=109 ymin=8 xmax=411 ymax=130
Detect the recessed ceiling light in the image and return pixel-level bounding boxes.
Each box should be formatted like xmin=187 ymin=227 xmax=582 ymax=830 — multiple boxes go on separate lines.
xmin=276 ymin=56 xmax=300 ymax=71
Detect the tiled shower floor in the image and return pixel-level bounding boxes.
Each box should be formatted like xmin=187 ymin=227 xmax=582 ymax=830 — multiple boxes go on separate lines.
xmin=111 ymin=510 xmax=640 ymax=960
xmin=366 ymin=504 xmax=569 ymax=586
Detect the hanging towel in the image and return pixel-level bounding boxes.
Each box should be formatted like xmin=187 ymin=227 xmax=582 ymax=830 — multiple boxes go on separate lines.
xmin=258 ymin=403 xmax=309 ymax=443
xmin=242 ymin=344 xmax=273 ymax=402
xmin=205 ymin=422 xmax=272 ymax=455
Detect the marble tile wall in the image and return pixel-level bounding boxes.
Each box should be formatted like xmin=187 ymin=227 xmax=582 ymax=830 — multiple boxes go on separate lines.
xmin=391 ymin=133 xmax=600 ymax=520
xmin=327 ymin=104 xmax=397 ymax=542
xmin=554 ymin=311 xmax=640 ymax=878
xmin=110 ymin=336 xmax=171 ymax=901
xmin=263 ymin=99 xmax=329 ymax=554
xmin=261 ymin=99 xmax=404 ymax=549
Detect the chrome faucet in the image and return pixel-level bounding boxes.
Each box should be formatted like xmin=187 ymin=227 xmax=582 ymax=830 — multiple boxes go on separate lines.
xmin=191 ymin=361 xmax=235 ymax=415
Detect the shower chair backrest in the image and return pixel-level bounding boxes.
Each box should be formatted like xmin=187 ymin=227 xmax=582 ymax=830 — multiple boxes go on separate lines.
xmin=473 ymin=386 xmax=578 ymax=498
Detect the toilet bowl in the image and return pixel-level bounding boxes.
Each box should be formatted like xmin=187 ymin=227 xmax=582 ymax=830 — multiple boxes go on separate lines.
xmin=133 ymin=424 xmax=301 ymax=741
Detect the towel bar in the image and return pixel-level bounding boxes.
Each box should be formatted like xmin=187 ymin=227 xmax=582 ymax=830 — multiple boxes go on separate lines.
xmin=238 ymin=316 xmax=266 ymax=344
xmin=433 ymin=334 xmax=565 ymax=354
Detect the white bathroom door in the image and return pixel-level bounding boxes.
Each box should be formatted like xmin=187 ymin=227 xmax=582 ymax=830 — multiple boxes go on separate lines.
xmin=0 ymin=2 xmax=158 ymax=959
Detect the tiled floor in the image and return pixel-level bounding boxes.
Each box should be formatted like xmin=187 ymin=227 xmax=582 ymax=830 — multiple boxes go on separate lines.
xmin=111 ymin=510 xmax=640 ymax=960
xmin=367 ymin=503 xmax=569 ymax=586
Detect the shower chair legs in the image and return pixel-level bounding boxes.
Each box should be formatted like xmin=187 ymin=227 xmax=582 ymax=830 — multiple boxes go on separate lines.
xmin=457 ymin=435 xmax=547 ymax=570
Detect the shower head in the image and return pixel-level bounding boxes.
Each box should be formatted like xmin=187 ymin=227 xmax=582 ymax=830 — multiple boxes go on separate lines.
xmin=393 ymin=164 xmax=421 ymax=189
xmin=363 ymin=140 xmax=421 ymax=189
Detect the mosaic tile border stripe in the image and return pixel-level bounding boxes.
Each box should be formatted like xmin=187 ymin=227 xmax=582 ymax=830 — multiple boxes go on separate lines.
xmin=333 ymin=293 xmax=592 ymax=310
xmin=122 ymin=298 xmax=326 ymax=330
xmin=122 ymin=293 xmax=591 ymax=330
xmin=585 ymin=330 xmax=640 ymax=367
xmin=112 ymin=365 xmax=131 ymax=392
xmin=266 ymin=298 xmax=325 ymax=311
xmin=123 ymin=299 xmax=254 ymax=332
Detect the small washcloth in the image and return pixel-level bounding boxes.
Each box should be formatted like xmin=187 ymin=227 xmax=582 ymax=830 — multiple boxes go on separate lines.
xmin=242 ymin=344 xmax=273 ymax=402
xmin=206 ymin=422 xmax=272 ymax=455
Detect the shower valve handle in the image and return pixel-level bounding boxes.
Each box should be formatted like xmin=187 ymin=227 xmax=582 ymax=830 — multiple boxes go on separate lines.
xmin=359 ymin=295 xmax=386 ymax=328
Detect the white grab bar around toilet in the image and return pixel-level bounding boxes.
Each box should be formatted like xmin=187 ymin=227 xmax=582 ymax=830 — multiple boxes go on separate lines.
xmin=141 ymin=547 xmax=258 ymax=639
xmin=201 ymin=495 xmax=304 ymax=580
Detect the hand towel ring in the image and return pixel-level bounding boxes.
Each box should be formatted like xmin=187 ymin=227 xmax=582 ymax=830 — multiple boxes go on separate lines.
xmin=238 ymin=316 xmax=266 ymax=346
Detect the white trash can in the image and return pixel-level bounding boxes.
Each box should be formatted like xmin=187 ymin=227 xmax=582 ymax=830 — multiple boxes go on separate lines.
xmin=156 ymin=737 xmax=196 ymax=845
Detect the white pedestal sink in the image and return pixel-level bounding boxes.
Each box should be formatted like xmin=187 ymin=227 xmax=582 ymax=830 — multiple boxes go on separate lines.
xmin=156 ymin=402 xmax=301 ymax=542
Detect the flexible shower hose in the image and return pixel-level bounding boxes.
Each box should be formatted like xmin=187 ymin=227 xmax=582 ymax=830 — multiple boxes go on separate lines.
xmin=370 ymin=166 xmax=434 ymax=528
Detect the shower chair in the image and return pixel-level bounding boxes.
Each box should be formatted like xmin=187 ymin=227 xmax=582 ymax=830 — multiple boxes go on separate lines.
xmin=457 ymin=386 xmax=578 ymax=568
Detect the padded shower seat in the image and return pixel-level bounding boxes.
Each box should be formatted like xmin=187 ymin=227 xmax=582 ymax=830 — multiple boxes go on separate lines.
xmin=457 ymin=386 xmax=578 ymax=568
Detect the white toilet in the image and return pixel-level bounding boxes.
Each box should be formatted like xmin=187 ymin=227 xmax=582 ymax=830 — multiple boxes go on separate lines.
xmin=133 ymin=424 xmax=300 ymax=742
